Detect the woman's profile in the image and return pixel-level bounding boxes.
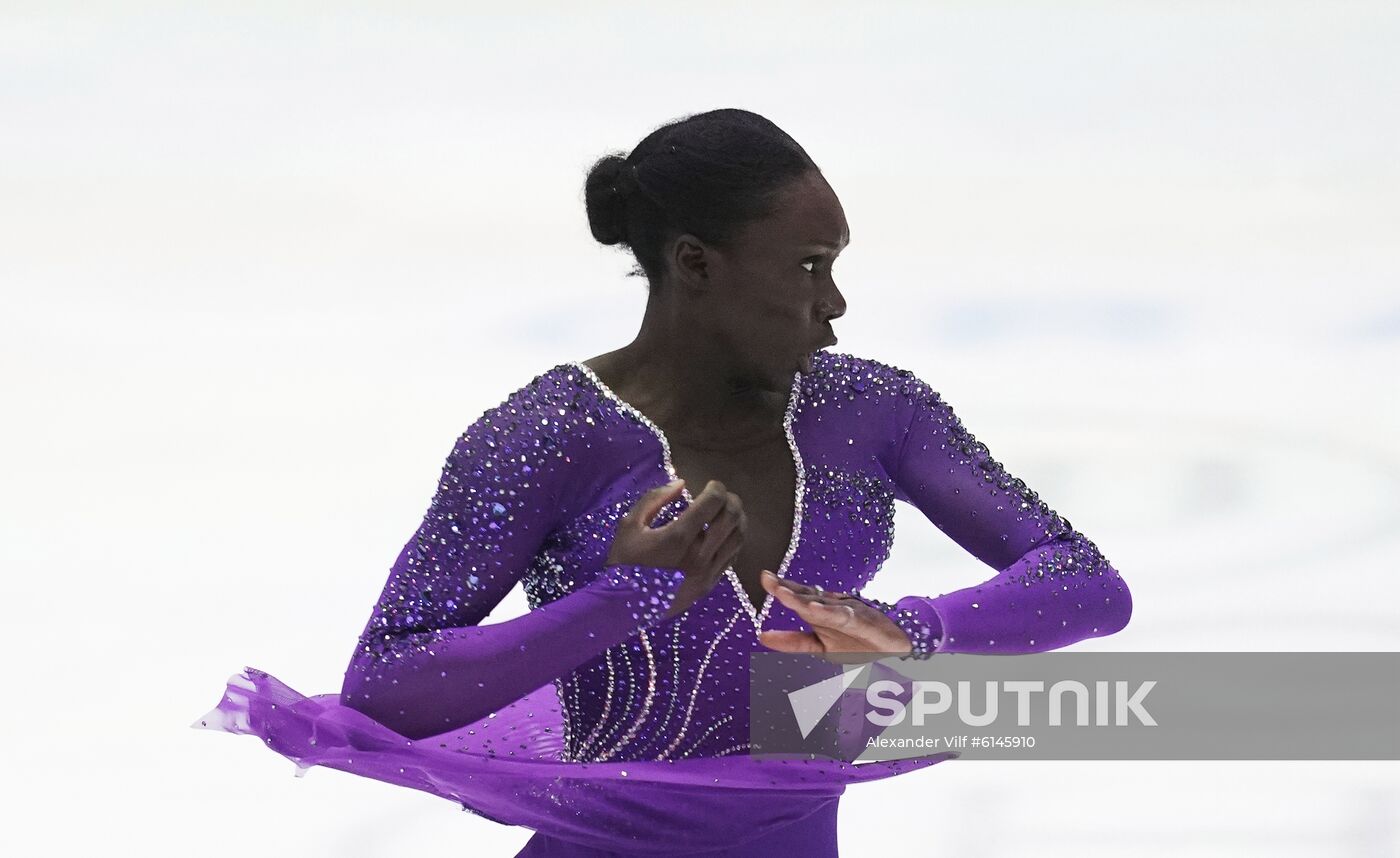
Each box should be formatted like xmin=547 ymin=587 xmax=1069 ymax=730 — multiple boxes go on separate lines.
xmin=195 ymin=107 xmax=1132 ymax=857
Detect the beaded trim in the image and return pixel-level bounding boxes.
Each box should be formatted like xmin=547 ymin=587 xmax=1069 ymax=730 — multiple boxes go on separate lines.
xmin=555 ymin=562 xmax=682 ymax=763
xmin=852 ymin=593 xmax=939 ymax=660
xmin=569 ymin=360 xmax=806 ymax=637
xmin=889 ymin=606 xmax=938 ymax=659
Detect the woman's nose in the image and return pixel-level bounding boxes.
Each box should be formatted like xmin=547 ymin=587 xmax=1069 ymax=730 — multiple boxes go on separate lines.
xmin=819 ymin=288 xmax=846 ymax=322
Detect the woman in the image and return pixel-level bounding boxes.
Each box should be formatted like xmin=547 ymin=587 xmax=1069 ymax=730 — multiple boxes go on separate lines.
xmin=194 ymin=108 xmax=1132 ymax=856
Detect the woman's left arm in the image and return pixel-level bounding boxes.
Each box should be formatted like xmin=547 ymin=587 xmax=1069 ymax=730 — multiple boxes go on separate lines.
xmin=880 ymin=373 xmax=1132 ymax=657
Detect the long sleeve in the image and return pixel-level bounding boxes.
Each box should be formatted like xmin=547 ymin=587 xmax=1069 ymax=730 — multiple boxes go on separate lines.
xmin=339 ymin=376 xmax=687 ymax=741
xmin=883 ymin=373 xmax=1132 ymax=656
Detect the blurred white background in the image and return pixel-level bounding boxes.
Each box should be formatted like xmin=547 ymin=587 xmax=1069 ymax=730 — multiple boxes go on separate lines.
xmin=3 ymin=1 xmax=1398 ymax=855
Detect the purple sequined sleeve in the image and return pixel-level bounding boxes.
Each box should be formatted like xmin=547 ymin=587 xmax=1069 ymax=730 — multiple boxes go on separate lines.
xmin=339 ymin=378 xmax=687 ymax=741
xmin=888 ymin=373 xmax=1132 ymax=655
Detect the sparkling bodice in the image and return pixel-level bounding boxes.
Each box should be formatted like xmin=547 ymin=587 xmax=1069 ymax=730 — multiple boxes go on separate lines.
xmin=523 ymin=360 xmax=902 ymax=761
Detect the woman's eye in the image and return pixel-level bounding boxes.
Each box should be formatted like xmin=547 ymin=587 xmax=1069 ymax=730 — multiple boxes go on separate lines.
xmin=801 ymin=260 xmax=818 ymax=274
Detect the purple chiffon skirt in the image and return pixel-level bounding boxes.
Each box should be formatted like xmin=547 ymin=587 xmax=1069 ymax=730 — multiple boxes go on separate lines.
xmin=193 ymin=667 xmax=956 ymax=855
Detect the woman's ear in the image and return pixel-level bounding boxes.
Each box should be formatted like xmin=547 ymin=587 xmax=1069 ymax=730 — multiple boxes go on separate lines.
xmin=668 ymin=233 xmax=711 ymax=289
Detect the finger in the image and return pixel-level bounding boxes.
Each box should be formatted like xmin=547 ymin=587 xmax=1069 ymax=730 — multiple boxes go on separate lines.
xmin=803 ymin=594 xmax=858 ymax=625
xmin=695 ymin=496 xmax=743 ymax=564
xmin=628 ymin=479 xmax=687 ymax=528
xmin=771 ymin=574 xmax=821 ymax=597
xmin=813 ymin=601 xmax=858 ymax=628
xmin=694 ymin=501 xmax=738 ymax=557
xmin=756 ymin=629 xmax=824 ymax=654
xmin=667 ymin=479 xmax=730 ymax=533
xmin=760 ymin=569 xmax=820 ymax=599
xmin=769 ymin=581 xmax=818 ymax=612
xmin=760 ymin=569 xmax=785 ymax=596
xmin=668 ymin=496 xmax=730 ymax=566
xmin=771 ymin=584 xmax=857 ymax=629
xmin=706 ymin=526 xmax=744 ymax=579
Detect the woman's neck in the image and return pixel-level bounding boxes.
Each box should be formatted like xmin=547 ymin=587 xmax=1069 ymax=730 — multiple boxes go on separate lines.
xmin=583 ymin=339 xmax=786 ymax=448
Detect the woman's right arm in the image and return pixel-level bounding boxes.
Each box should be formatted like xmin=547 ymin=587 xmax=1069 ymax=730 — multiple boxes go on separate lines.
xmin=339 ymin=380 xmax=692 ymax=741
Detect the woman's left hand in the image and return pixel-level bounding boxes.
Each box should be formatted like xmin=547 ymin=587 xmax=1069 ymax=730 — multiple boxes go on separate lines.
xmin=756 ymin=570 xmax=912 ymax=664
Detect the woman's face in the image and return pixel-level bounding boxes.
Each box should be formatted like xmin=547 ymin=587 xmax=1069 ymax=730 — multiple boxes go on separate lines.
xmin=675 ymin=169 xmax=849 ymax=393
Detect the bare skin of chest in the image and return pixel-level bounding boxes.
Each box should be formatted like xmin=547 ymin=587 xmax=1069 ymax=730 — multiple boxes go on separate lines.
xmin=665 ymin=433 xmax=796 ymax=615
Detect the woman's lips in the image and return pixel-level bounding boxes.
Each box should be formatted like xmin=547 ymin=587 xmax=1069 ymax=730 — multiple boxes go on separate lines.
xmin=799 ymin=337 xmax=836 ymax=374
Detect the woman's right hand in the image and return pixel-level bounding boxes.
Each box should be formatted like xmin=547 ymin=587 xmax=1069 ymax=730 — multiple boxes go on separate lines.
xmin=605 ymin=478 xmax=746 ymax=620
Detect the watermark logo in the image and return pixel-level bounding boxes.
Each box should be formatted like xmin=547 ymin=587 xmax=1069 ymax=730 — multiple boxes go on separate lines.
xmin=789 ymin=664 xmax=870 ymax=739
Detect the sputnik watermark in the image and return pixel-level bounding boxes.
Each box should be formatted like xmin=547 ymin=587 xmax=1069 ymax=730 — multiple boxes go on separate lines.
xmin=864 ymin=679 xmax=1157 ymax=728
xmin=750 ymin=652 xmax=1400 ymax=760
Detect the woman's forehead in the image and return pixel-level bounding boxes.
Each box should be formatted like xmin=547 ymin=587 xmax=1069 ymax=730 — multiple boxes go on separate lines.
xmin=744 ymin=176 xmax=849 ymax=249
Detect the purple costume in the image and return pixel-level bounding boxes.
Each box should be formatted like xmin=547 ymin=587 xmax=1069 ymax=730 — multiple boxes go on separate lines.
xmin=194 ymin=351 xmax=1132 ymax=855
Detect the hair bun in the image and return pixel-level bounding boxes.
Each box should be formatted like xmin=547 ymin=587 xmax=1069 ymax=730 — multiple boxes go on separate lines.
xmin=584 ymin=154 xmax=636 ymax=246
xmin=582 ymin=109 xmax=817 ymax=285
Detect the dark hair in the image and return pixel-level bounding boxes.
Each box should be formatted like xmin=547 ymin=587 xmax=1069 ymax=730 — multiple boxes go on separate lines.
xmin=583 ymin=108 xmax=819 ymax=286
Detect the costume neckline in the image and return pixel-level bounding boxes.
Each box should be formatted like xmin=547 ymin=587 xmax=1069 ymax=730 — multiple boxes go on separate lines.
xmin=565 ymin=359 xmax=806 ymax=636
